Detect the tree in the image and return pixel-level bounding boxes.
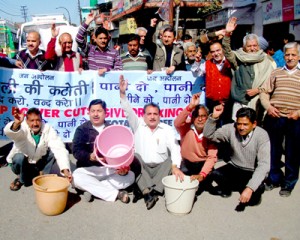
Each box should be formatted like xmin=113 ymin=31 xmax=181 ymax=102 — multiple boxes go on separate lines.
xmin=197 ymin=0 xmax=222 ymax=19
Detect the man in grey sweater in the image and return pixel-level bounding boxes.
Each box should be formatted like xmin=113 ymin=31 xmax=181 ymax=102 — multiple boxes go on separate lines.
xmin=203 ymin=105 xmax=270 ymax=211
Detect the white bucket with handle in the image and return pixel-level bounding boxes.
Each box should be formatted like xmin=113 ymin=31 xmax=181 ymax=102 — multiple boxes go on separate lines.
xmin=162 ymin=175 xmax=199 ymax=215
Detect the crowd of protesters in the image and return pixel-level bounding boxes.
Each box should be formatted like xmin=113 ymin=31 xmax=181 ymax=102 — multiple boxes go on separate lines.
xmin=1 ymin=13 xmax=300 ymax=212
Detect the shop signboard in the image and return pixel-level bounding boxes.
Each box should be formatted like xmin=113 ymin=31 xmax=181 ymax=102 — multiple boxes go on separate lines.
xmin=294 ymin=0 xmax=300 ymax=20
xmin=206 ymin=9 xmax=227 ymax=28
xmin=262 ymin=0 xmax=282 ymax=25
xmin=222 ymin=0 xmax=256 ymax=8
xmin=283 ymin=0 xmax=295 ymax=22
xmin=119 ymin=18 xmax=137 ymax=35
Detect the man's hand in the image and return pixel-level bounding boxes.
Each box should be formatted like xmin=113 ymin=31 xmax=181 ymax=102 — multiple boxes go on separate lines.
xmin=212 ymin=104 xmax=224 ymax=119
xmin=190 ymin=174 xmax=204 ymax=182
xmin=239 ymin=187 xmax=253 ymax=203
xmin=166 ymin=66 xmax=175 ymax=75
xmin=147 ymin=69 xmax=153 ymax=75
xmin=15 ymin=60 xmax=23 ymax=69
xmin=172 ymin=165 xmax=185 ymax=182
xmin=62 ymin=169 xmax=73 ymax=183
xmin=195 ymin=51 xmax=202 ymax=63
xmin=287 ymin=111 xmax=300 ymax=120
xmin=98 ymin=68 xmax=107 ymax=76
xmin=116 ymin=166 xmax=130 ymax=176
xmin=12 ymin=108 xmax=24 ymax=130
xmin=225 ymin=17 xmax=237 ymax=34
xmin=90 ymin=152 xmax=97 ymax=161
xmin=51 ymin=23 xmax=59 ymax=38
xmin=215 ymin=29 xmax=226 ymax=37
xmin=119 ymin=74 xmax=128 ymax=98
xmin=188 ymin=93 xmax=201 ymax=110
xmin=150 ymin=18 xmax=158 ymax=27
xmin=85 ymin=11 xmax=95 ymax=25
xmin=246 ymin=88 xmax=259 ymax=97
xmin=267 ymin=105 xmax=280 ymax=118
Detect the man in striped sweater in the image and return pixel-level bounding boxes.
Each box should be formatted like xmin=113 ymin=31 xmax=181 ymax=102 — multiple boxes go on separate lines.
xmin=203 ymin=106 xmax=270 ymax=211
xmin=76 ymin=12 xmax=122 ymax=75
xmin=260 ymin=42 xmax=300 ymax=197
xmin=16 ymin=31 xmax=53 ymax=70
xmin=121 ymin=34 xmax=152 ymax=72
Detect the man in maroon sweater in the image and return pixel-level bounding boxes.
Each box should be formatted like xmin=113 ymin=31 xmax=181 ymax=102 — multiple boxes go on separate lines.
xmin=45 ymin=24 xmax=82 ymax=72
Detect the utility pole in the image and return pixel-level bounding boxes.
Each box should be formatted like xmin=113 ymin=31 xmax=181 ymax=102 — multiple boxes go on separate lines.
xmin=169 ymin=0 xmax=173 ymax=26
xmin=78 ymin=0 xmax=82 ymax=24
xmin=20 ymin=6 xmax=28 ymax=22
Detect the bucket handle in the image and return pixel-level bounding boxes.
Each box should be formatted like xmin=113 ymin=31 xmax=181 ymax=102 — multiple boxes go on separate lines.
xmin=33 ymin=174 xmax=58 ymax=191
xmin=165 ymin=188 xmax=188 ymax=205
xmin=94 ymin=145 xmax=134 ymax=169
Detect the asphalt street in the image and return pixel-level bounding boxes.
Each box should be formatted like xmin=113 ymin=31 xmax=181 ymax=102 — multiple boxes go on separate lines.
xmin=0 ymin=140 xmax=299 ymax=240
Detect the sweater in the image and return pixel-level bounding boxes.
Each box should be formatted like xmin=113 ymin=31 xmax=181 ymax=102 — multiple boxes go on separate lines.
xmin=174 ymin=107 xmax=217 ymax=175
xmin=16 ymin=49 xmax=53 ymax=70
xmin=76 ymin=23 xmax=122 ymax=71
xmin=45 ymin=37 xmax=82 ymax=72
xmin=203 ymin=116 xmax=270 ymax=191
xmin=121 ymin=52 xmax=152 ymax=70
xmin=260 ymin=67 xmax=300 ymax=117
xmin=205 ymin=59 xmax=232 ymax=102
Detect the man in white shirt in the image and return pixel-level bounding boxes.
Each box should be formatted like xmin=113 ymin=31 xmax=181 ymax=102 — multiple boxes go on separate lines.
xmin=119 ymin=75 xmax=184 ymax=210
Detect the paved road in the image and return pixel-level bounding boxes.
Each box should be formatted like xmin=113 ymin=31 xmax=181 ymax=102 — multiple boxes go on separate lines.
xmin=0 ymin=140 xmax=299 ymax=240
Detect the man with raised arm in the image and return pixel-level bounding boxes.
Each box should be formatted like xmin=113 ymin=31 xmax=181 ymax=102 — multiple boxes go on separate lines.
xmin=119 ymin=75 xmax=184 ymax=210
xmin=203 ymin=105 xmax=270 ymax=211
xmin=4 ymin=108 xmax=72 ymax=191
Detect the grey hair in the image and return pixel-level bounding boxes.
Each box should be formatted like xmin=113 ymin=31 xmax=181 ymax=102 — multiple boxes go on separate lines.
xmin=183 ymin=42 xmax=196 ymax=52
xmin=243 ymin=33 xmax=259 ymax=48
xmin=159 ymin=24 xmax=172 ymax=31
xmin=135 ymin=27 xmax=147 ymax=34
xmin=284 ymin=42 xmax=300 ymax=56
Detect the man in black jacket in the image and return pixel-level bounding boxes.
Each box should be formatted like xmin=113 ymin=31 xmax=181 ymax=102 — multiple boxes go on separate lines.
xmin=72 ymin=99 xmax=135 ymax=203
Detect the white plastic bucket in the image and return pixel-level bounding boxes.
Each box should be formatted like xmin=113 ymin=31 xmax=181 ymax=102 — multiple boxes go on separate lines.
xmin=162 ymin=175 xmax=199 ymax=215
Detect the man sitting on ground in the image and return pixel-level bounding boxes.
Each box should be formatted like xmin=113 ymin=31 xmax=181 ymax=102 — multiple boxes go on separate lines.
xmin=203 ymin=105 xmax=270 ymax=211
xmin=72 ymin=99 xmax=135 ymax=203
xmin=4 ymin=108 xmax=72 ymax=191
xmin=174 ymin=93 xmax=217 ymax=192
xmin=119 ymin=75 xmax=184 ymax=210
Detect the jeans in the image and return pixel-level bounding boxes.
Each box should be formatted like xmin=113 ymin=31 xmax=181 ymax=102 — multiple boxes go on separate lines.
xmin=11 ymin=150 xmax=56 ymax=186
xmin=264 ymin=115 xmax=300 ymax=190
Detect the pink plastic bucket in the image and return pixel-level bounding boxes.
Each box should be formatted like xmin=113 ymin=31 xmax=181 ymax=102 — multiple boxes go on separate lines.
xmin=94 ymin=125 xmax=134 ymax=169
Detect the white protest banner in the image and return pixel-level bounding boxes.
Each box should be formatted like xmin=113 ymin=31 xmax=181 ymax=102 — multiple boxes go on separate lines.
xmin=0 ymin=68 xmax=205 ymax=141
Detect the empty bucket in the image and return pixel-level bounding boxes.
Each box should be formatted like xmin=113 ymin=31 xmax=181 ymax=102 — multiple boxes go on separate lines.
xmin=32 ymin=174 xmax=70 ymax=216
xmin=95 ymin=125 xmax=134 ymax=169
xmin=162 ymin=175 xmax=199 ymax=215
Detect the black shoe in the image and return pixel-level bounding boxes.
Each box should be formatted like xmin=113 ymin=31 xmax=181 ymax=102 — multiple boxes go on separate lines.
xmin=235 ymin=202 xmax=246 ymax=212
xmin=144 ymin=192 xmax=158 ymax=210
xmin=133 ymin=191 xmax=143 ymax=203
xmin=209 ymin=187 xmax=231 ymax=198
xmin=264 ymin=183 xmax=280 ymax=191
xmin=279 ymin=188 xmax=292 ymax=197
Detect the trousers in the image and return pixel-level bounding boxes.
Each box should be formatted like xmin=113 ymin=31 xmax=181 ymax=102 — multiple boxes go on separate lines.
xmin=11 ymin=150 xmax=56 ymax=186
xmin=136 ymin=158 xmax=172 ymax=194
xmin=73 ymin=166 xmax=135 ymax=201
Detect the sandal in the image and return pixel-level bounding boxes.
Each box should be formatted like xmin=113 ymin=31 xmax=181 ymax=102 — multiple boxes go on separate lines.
xmin=10 ymin=178 xmax=23 ymax=191
xmin=117 ymin=190 xmax=130 ymax=204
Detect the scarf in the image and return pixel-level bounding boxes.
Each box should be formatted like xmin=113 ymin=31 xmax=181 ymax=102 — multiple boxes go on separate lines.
xmin=234 ymin=49 xmax=274 ymax=110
